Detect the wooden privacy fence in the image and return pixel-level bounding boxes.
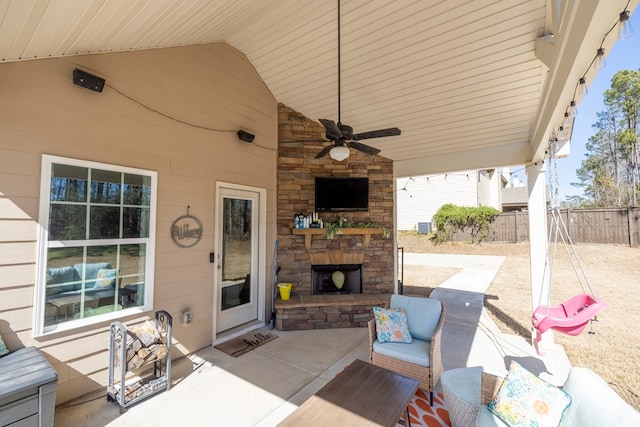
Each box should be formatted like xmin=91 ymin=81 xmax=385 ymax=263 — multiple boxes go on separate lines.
xmin=452 ymin=207 xmax=640 ymax=246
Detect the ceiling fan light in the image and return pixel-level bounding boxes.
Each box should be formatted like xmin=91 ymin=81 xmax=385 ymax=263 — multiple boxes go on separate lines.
xmin=329 ymin=146 xmax=350 ymax=161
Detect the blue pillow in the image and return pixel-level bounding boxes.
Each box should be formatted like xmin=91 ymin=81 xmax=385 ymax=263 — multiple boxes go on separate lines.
xmin=46 ymin=266 xmax=76 ymax=283
xmin=46 ymin=266 xmax=77 ymax=293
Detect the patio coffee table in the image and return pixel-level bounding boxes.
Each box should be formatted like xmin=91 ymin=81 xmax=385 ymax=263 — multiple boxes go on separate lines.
xmin=278 ymin=359 xmax=419 ymax=426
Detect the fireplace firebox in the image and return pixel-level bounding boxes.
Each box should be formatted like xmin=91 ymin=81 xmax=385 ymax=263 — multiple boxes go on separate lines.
xmin=311 ymin=264 xmax=362 ymax=295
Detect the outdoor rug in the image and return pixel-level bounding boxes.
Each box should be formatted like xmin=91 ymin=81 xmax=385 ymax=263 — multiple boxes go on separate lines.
xmin=396 ymin=390 xmax=451 ymax=427
xmin=214 ymin=329 xmax=278 ymax=358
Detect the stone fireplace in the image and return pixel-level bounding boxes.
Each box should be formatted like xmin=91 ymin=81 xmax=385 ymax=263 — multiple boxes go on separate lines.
xmin=274 ymin=104 xmax=395 ymax=330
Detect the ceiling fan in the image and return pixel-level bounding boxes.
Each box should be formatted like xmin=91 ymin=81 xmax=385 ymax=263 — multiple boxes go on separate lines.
xmin=285 ymin=0 xmax=401 ymax=161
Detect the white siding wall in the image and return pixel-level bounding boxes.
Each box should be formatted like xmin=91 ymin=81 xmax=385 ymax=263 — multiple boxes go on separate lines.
xmin=476 ymin=169 xmax=504 ymax=210
xmin=396 ymin=172 xmax=479 ymax=231
xmin=488 ymin=170 xmax=504 ymax=210
xmin=0 ymin=43 xmax=278 ymax=404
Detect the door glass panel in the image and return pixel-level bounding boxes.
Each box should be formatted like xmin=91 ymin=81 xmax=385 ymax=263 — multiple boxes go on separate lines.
xmin=221 ymin=197 xmax=252 ymax=310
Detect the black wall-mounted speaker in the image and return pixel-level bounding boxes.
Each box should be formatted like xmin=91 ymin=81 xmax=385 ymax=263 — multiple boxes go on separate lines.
xmin=237 ymin=130 xmax=255 ymax=143
xmin=73 ymin=69 xmax=105 ymax=92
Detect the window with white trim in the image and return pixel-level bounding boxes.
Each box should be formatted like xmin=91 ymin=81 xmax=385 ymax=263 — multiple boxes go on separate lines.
xmin=35 ymin=155 xmax=157 ymax=335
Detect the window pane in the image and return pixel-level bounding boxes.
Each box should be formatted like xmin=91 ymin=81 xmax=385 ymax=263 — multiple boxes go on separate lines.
xmin=51 ymin=164 xmax=87 ymax=202
xmin=123 ymin=207 xmax=148 ymax=238
xmin=120 ymin=244 xmax=145 ymax=308
xmin=47 ymin=247 xmax=84 ymax=276
xmin=222 ymin=198 xmax=252 ymax=281
xmin=49 ymin=205 xmax=86 ymax=240
xmin=89 ymin=206 xmax=120 ymax=239
xmin=119 ymin=244 xmax=145 ymax=282
xmin=86 ymin=245 xmax=118 ymax=267
xmin=90 ymin=169 xmax=121 ymax=204
xmin=45 ymin=247 xmax=83 ymax=327
xmin=123 ymin=174 xmax=151 ymax=206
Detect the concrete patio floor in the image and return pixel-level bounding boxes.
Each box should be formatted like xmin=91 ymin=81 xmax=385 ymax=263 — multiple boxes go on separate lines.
xmin=53 ymin=253 xmax=570 ymax=426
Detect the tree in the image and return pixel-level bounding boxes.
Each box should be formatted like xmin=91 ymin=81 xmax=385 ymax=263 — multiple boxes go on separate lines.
xmin=572 ymin=69 xmax=640 ymax=206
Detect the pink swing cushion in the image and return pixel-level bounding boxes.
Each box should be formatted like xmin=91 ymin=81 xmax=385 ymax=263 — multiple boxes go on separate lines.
xmin=532 ymin=294 xmax=607 ymax=336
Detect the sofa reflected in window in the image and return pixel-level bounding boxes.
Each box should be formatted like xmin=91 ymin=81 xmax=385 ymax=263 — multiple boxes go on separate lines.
xmin=45 ymin=262 xmax=142 ymax=326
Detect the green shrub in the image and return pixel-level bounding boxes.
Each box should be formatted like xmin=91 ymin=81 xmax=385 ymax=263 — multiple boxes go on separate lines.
xmin=431 ymin=204 xmax=500 ymax=244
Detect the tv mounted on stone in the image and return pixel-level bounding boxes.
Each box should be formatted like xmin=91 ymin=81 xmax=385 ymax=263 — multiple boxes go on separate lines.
xmin=315 ymin=177 xmax=369 ymax=212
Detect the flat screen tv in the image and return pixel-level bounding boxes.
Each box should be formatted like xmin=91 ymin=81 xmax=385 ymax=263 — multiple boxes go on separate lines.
xmin=315 ymin=177 xmax=369 ymax=212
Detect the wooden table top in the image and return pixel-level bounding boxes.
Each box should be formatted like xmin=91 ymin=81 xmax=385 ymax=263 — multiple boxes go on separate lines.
xmin=278 ymin=359 xmax=419 ymax=427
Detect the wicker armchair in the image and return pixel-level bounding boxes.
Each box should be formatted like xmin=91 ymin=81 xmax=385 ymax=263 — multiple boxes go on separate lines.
xmin=368 ymin=294 xmax=445 ymax=406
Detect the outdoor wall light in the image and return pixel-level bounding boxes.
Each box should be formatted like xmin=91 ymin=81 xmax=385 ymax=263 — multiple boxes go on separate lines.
xmin=329 ymin=145 xmax=350 ymax=161
xmin=237 ymin=130 xmax=255 ymax=143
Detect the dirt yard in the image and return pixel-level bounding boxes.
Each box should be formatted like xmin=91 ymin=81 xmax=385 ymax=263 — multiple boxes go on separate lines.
xmin=398 ymin=231 xmax=640 ymax=410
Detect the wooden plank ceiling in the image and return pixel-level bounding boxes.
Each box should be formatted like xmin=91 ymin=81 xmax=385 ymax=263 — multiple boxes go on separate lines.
xmin=0 ymin=0 xmax=637 ymax=176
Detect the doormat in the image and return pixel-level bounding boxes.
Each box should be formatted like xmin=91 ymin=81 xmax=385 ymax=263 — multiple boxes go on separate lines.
xmin=214 ymin=330 xmax=278 ymax=358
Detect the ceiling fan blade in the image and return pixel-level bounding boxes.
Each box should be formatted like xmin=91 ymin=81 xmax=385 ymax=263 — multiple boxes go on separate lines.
xmin=349 ymin=141 xmax=381 ymax=156
xmin=352 ymin=127 xmax=401 ymax=140
xmin=319 ymin=119 xmax=343 ymax=140
xmin=314 ymin=145 xmax=335 ymax=159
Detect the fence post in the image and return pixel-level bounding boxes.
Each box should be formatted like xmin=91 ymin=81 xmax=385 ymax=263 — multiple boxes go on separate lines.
xmin=628 ymin=207 xmax=634 ymax=247
xmin=514 ymin=211 xmax=519 ymax=243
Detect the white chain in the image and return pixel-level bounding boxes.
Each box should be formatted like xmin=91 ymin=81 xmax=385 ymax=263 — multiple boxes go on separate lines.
xmin=547 ymin=138 xmax=560 ymax=209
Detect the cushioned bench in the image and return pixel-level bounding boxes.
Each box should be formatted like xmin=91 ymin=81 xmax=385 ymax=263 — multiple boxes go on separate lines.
xmin=0 ymin=347 xmax=58 ymax=426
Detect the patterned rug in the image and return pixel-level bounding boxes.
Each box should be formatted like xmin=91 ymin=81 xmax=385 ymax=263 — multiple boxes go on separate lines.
xmin=397 ymin=390 xmax=451 ymax=427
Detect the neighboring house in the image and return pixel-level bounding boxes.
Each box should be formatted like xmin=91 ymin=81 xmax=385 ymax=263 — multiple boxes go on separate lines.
xmin=396 ymin=169 xmax=507 ymax=231
xmin=502 ymin=186 xmax=530 ymax=212
xmin=502 ymin=185 xmax=553 ymax=212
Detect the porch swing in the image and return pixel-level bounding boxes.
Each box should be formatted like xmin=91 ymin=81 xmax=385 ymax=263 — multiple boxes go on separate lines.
xmin=531 ymin=141 xmax=607 ymax=339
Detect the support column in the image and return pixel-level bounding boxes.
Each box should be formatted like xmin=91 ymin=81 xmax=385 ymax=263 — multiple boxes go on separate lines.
xmin=526 ymin=163 xmax=553 ymax=353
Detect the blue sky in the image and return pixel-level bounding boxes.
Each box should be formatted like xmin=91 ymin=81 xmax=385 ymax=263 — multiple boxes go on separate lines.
xmin=514 ymin=11 xmax=640 ymax=201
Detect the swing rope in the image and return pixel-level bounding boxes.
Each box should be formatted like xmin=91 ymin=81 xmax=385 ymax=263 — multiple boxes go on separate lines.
xmin=537 ymin=139 xmax=602 ymax=322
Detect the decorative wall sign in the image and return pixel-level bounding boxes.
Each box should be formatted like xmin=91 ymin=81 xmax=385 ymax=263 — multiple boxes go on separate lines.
xmin=171 ymin=206 xmax=203 ymax=248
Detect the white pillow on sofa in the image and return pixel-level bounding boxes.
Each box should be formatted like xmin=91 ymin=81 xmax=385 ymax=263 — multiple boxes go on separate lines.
xmin=476 ymin=367 xmax=640 ymax=427
xmin=95 ymin=268 xmax=117 ymax=288
xmin=487 ymin=361 xmax=570 ymax=427
xmin=562 ymin=367 xmax=640 ymax=426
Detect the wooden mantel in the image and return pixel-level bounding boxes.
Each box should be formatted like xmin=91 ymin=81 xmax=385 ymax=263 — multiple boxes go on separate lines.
xmin=292 ymin=227 xmax=383 ymax=249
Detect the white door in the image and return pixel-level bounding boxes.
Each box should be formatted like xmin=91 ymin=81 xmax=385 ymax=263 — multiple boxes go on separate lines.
xmin=215 ymin=185 xmax=261 ymax=332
